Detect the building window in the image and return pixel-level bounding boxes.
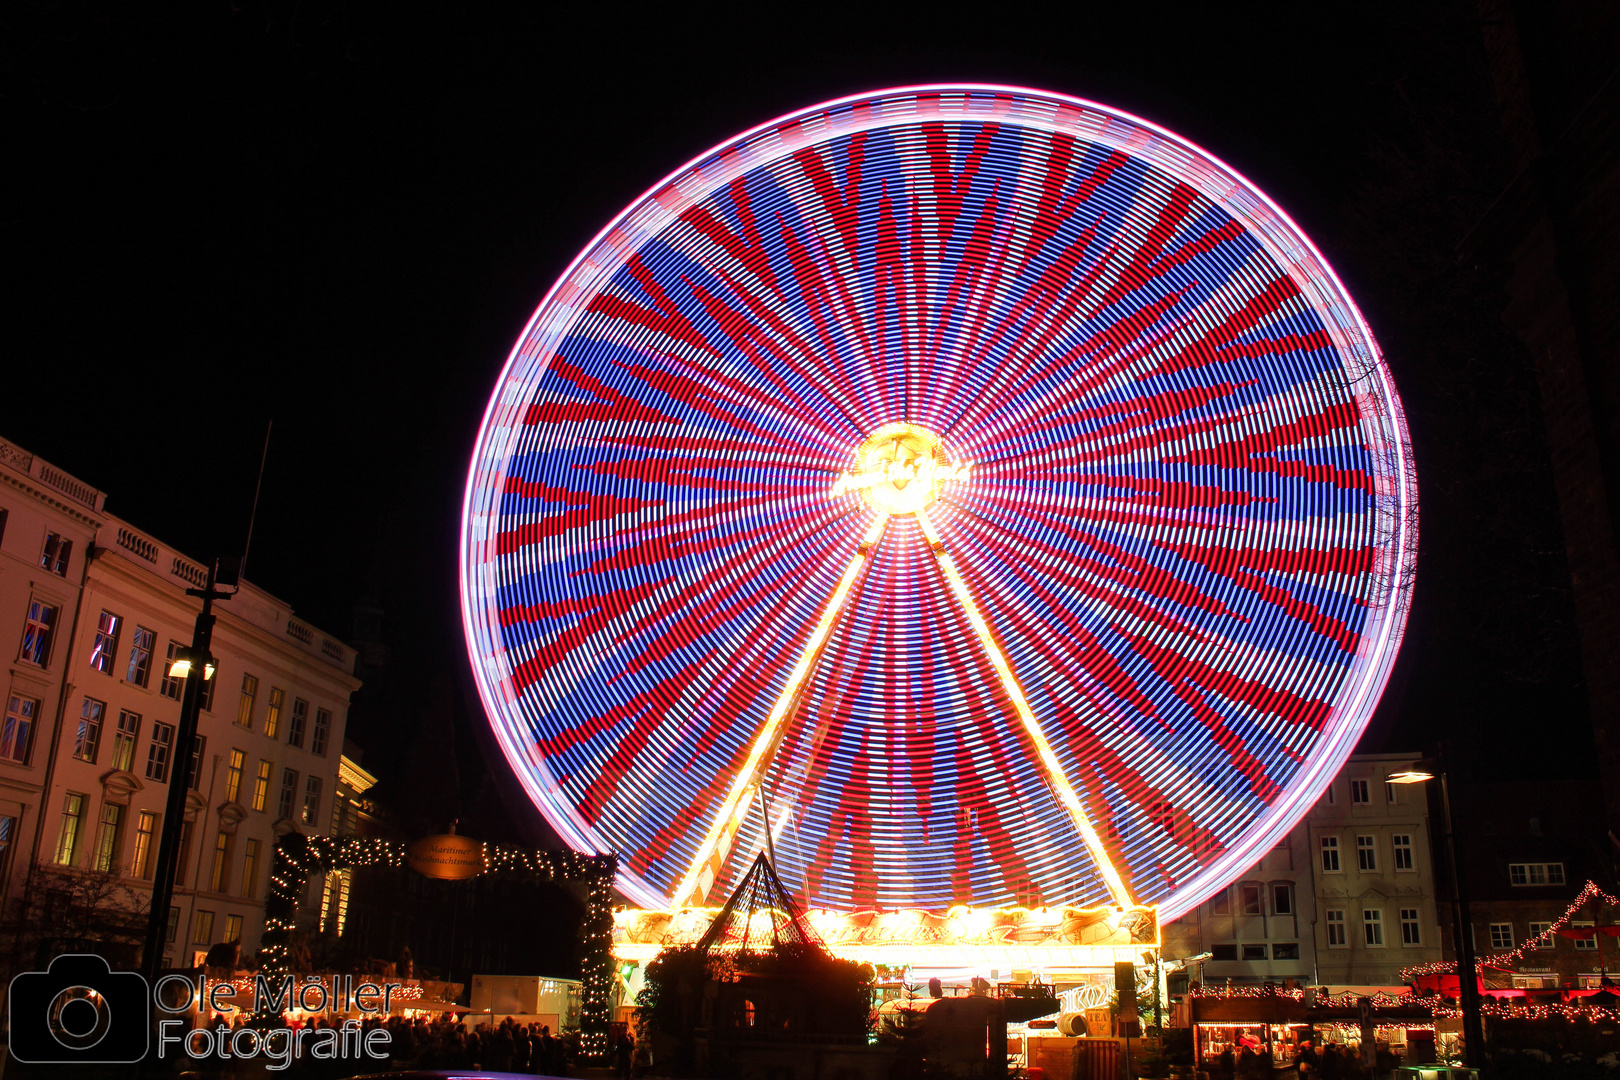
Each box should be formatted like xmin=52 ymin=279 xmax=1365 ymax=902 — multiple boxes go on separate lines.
xmin=1509 ymin=862 xmax=1566 ymax=886
xmin=110 ymin=710 xmax=140 ymax=772
xmin=174 ymin=820 xmax=192 ymax=886
xmin=126 ymin=626 xmax=155 ymax=687
xmin=1325 ymin=783 xmax=1335 ymax=805
xmin=287 ymin=699 xmax=308 ymax=749
xmin=1326 ymin=909 xmax=1347 ymax=947
xmin=20 ymin=599 xmax=58 ymax=667
xmin=1 ymin=693 xmax=37 ymax=764
xmin=54 ymin=793 xmax=84 ymax=866
xmin=1392 ymin=834 xmax=1413 ymax=871
xmin=187 ymin=736 xmax=206 ymax=791
xmin=93 ymin=803 xmax=123 ymax=873
xmin=88 ymin=611 xmax=122 ymax=675
xmin=1321 ymin=836 xmax=1341 ymax=873
xmin=159 ymin=641 xmax=185 ymax=700
xmin=194 ymin=909 xmax=215 ymax=945
xmin=1272 ymin=883 xmax=1293 ymax=915
xmin=1351 ymin=779 xmax=1370 ymax=804
xmin=252 ymin=760 xmax=271 ymax=812
xmin=1386 ymin=780 xmax=1398 ymax=804
xmin=1400 ymin=908 xmax=1421 ymax=946
xmin=73 ymin=698 xmax=105 ymax=763
xmin=224 ymin=750 xmax=244 ymax=803
xmin=1240 ymin=883 xmax=1263 ymax=916
xmin=197 ymin=668 xmax=215 ymax=713
xmin=224 ymin=913 xmax=243 ymax=944
xmin=210 ymin=831 xmax=231 ymax=893
xmin=265 ymin=687 xmax=284 ymax=738
xmin=1210 ymin=888 xmax=1230 ymax=916
xmin=132 ymin=811 xmax=158 ymax=879
xmin=312 ymin=708 xmax=331 ymax=757
xmin=1272 ymin=942 xmax=1300 ymax=960
xmin=302 ymin=776 xmax=322 ymax=825
xmin=1241 ymin=944 xmax=1267 ymax=960
xmin=1489 ymin=922 xmax=1514 ymax=950
xmin=241 ymin=838 xmax=259 ymax=897
xmin=1211 ymin=943 xmax=1237 ymax=961
xmin=1529 ymin=921 xmax=1553 ymax=948
xmin=1357 ymin=834 xmax=1377 ymax=872
xmin=1574 ymin=921 xmax=1598 ymax=950
xmin=236 ymin=675 xmax=257 ymax=727
xmin=146 ymin=722 xmax=174 ymax=783
xmin=278 ymin=769 xmax=298 ymax=820
xmin=1364 ymin=909 xmax=1385 ymax=947
xmin=40 ymin=533 xmax=71 ymax=576
xmin=166 ymin=906 xmax=180 ymax=943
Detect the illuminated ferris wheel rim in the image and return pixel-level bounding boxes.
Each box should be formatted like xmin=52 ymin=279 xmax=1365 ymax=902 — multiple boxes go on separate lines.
xmin=459 ymin=84 xmax=1417 ymax=919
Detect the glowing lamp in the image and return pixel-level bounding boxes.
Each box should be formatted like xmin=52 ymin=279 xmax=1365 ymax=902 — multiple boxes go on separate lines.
xmin=1387 ymin=771 xmax=1435 ymax=785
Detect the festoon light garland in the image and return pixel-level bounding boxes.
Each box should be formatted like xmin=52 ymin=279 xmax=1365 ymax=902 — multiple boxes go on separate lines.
xmin=1400 ymin=879 xmax=1620 ymax=982
xmin=259 ymin=833 xmax=619 ymax=1057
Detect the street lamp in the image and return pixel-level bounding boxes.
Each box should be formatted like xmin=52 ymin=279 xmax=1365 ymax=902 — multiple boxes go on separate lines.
xmin=1389 ymin=761 xmax=1483 ymax=1069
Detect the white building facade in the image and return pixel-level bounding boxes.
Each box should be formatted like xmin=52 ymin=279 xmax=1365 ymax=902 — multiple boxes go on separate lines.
xmin=0 ymin=434 xmax=359 ymax=969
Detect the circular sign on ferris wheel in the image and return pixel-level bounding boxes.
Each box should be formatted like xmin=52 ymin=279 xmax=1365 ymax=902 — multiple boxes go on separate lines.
xmin=461 ymin=85 xmax=1415 ymax=921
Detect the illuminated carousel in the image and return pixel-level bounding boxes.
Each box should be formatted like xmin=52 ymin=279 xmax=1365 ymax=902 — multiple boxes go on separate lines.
xmin=460 ymin=86 xmax=1415 ymax=993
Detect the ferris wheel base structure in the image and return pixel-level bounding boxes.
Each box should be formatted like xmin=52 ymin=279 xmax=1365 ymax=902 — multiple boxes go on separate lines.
xmin=461 ymin=85 xmax=1417 ymax=973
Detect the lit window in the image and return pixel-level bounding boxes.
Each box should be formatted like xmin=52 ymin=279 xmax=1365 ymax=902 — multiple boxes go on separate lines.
xmin=1400 ymin=909 xmax=1421 ymax=946
xmin=132 ymin=811 xmax=158 ymax=879
xmin=1272 ymin=943 xmax=1300 ymax=960
xmin=1240 ymin=883 xmax=1262 ymax=916
xmin=111 ymin=710 xmax=140 ymax=772
xmin=1272 ymin=883 xmax=1293 ymax=915
xmin=1326 ymin=909 xmax=1346 ymax=947
xmin=264 ymin=687 xmax=284 ymax=738
xmin=210 ymin=831 xmax=231 ymax=893
xmin=1509 ymin=862 xmax=1566 ymax=886
xmin=241 ymin=838 xmax=260 ymax=897
xmin=1351 ymin=779 xmax=1370 ymax=804
xmin=302 ymin=776 xmax=322 ymax=825
xmin=224 ymin=914 xmax=243 ymax=944
xmin=1528 ymin=921 xmax=1553 ymax=949
xmin=1 ymin=694 xmax=38 ymax=764
xmin=278 ymin=769 xmax=299 ymax=820
xmin=93 ymin=803 xmax=123 ymax=873
xmin=54 ymin=793 xmax=84 ymax=866
xmin=194 ymin=909 xmax=215 ymax=945
xmin=1357 ymin=834 xmax=1377 ymax=872
xmin=1489 ymin=922 xmax=1514 ymax=950
xmin=236 ymin=675 xmax=257 ymax=728
xmin=73 ymin=698 xmax=105 ymax=763
xmin=166 ymin=906 xmax=179 ymax=943
xmin=1321 ymin=836 xmax=1341 ymax=873
xmin=224 ymin=750 xmax=244 ymax=803
xmin=312 ymin=708 xmax=331 ymax=757
xmin=88 ymin=611 xmax=121 ymax=675
xmin=1364 ymin=909 xmax=1385 ymax=947
xmin=20 ymin=599 xmax=58 ymax=667
xmin=1392 ymin=834 xmax=1413 ymax=871
xmin=287 ymin=699 xmax=308 ymax=749
xmin=1241 ymin=944 xmax=1266 ymax=960
xmin=126 ymin=626 xmax=155 ymax=687
xmin=159 ymin=642 xmax=185 ymax=700
xmin=40 ymin=533 xmax=71 ymax=576
xmin=146 ymin=722 xmax=174 ymax=783
xmin=251 ymin=760 xmax=271 ymax=812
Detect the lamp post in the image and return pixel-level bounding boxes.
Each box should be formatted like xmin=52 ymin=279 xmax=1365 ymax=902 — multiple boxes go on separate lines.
xmin=139 ymin=559 xmax=236 ymax=984
xmin=1389 ymin=761 xmax=1484 ymax=1070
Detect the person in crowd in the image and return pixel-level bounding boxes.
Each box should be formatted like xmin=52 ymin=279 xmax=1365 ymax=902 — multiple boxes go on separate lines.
xmin=616 ymin=1031 xmax=635 ymax=1079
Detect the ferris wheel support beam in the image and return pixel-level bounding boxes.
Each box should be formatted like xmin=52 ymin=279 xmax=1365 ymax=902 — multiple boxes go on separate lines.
xmin=670 ymin=513 xmax=891 ymax=909
xmin=913 ymin=509 xmax=1136 ymax=909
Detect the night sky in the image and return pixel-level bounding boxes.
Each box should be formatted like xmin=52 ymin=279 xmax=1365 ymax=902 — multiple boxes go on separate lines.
xmin=6 ymin=1 xmax=1594 ymax=839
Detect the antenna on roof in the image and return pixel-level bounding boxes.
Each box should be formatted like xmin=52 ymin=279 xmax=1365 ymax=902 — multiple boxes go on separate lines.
xmin=226 ymin=419 xmax=273 ymax=589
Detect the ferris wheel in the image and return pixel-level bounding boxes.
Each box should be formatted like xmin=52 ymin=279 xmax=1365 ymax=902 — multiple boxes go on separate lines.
xmin=460 ymin=85 xmax=1415 ymax=922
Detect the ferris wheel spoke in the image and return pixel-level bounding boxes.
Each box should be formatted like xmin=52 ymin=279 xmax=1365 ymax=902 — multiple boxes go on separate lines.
xmin=913 ymin=508 xmax=1136 ymax=909
xmin=669 ymin=512 xmax=890 ymax=909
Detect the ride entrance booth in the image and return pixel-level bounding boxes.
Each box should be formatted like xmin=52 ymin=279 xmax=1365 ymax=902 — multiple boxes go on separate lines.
xmin=1191 ymin=989 xmax=1310 ymax=1072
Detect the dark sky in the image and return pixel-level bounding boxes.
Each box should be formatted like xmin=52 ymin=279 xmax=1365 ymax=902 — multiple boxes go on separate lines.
xmin=6 ymin=1 xmax=1594 ymax=824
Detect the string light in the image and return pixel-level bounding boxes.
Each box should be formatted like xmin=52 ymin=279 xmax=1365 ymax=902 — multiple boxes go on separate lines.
xmin=1401 ymin=880 xmax=1620 ymax=981
xmin=260 ymin=834 xmax=619 ymax=1057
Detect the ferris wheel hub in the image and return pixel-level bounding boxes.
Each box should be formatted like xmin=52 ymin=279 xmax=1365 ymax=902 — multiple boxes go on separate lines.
xmin=832 ymin=422 xmax=970 ymax=515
